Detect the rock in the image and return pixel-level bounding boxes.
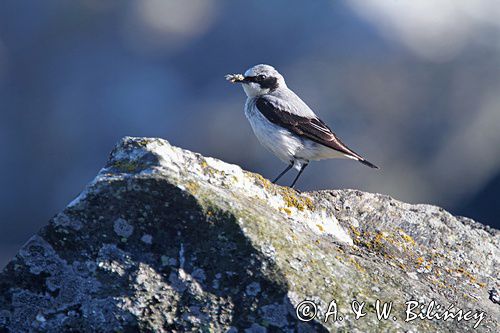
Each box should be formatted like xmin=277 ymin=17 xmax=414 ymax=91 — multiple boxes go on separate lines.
xmin=0 ymin=137 xmax=498 ymax=332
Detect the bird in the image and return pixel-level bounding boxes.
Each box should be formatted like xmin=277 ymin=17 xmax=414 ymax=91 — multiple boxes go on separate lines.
xmin=225 ymin=64 xmax=378 ymax=189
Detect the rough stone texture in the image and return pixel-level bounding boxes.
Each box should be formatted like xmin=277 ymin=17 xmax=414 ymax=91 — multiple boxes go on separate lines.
xmin=0 ymin=137 xmax=498 ymax=332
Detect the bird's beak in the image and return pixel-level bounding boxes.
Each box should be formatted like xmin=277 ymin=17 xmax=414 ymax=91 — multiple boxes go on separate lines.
xmin=225 ymin=74 xmax=247 ymax=84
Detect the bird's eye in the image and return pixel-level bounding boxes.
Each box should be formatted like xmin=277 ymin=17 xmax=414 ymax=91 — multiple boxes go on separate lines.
xmin=257 ymin=74 xmax=267 ymax=81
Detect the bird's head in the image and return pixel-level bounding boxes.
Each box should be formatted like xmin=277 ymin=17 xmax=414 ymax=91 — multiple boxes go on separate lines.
xmin=226 ymin=64 xmax=286 ymax=97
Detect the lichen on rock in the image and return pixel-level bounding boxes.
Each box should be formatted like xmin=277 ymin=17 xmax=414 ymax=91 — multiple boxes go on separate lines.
xmin=0 ymin=137 xmax=498 ymax=332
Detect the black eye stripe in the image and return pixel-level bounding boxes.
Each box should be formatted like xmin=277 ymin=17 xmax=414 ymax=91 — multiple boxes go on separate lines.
xmin=247 ymin=75 xmax=267 ymax=82
xmin=259 ymin=77 xmax=279 ymax=91
xmin=245 ymin=75 xmax=279 ymax=91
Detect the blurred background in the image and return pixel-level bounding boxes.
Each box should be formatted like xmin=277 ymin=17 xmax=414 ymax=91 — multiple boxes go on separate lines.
xmin=1 ymin=0 xmax=499 ymax=267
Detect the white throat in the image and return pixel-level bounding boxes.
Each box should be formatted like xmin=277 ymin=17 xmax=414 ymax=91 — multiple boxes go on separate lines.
xmin=242 ymin=82 xmax=269 ymax=98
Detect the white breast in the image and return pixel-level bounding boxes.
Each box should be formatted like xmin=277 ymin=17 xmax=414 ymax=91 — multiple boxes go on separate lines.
xmin=243 ymin=98 xmax=350 ymax=169
xmin=244 ymin=99 xmax=304 ymax=164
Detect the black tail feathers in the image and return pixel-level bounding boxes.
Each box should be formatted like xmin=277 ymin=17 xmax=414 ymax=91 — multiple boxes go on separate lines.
xmin=359 ymin=159 xmax=379 ymax=169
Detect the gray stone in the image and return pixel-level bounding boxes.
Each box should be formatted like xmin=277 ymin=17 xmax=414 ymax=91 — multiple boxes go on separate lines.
xmin=0 ymin=137 xmax=498 ymax=332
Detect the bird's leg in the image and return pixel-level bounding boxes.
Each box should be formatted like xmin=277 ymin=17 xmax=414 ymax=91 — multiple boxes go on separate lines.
xmin=272 ymin=163 xmax=294 ymax=184
xmin=290 ymin=162 xmax=309 ymax=189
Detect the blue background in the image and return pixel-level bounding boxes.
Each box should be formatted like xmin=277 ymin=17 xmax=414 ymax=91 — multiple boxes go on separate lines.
xmin=1 ymin=0 xmax=499 ymax=267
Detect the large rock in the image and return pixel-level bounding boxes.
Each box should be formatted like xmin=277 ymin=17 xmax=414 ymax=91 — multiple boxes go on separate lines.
xmin=0 ymin=137 xmax=498 ymax=332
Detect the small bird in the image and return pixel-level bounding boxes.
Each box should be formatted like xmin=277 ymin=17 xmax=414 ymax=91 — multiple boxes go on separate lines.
xmin=226 ymin=64 xmax=378 ymax=189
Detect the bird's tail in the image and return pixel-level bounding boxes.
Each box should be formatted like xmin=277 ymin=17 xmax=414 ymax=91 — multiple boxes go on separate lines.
xmin=358 ymin=158 xmax=379 ymax=169
xmin=341 ymin=147 xmax=379 ymax=169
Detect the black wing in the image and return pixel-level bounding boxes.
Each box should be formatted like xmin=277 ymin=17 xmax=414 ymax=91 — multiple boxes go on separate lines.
xmin=255 ymin=97 xmax=378 ymax=168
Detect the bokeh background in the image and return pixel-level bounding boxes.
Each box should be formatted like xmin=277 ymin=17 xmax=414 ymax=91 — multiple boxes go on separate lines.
xmin=1 ymin=0 xmax=499 ymax=267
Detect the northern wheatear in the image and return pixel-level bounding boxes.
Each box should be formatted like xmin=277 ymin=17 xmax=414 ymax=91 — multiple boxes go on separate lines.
xmin=226 ymin=64 xmax=378 ymax=189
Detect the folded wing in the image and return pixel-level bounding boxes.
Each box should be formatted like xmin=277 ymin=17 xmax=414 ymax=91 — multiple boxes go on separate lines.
xmin=255 ymin=96 xmax=378 ymax=168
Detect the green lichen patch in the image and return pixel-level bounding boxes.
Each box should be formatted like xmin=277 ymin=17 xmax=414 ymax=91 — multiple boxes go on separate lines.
xmin=279 ymin=188 xmax=315 ymax=212
xmin=111 ymin=159 xmax=146 ymax=173
xmin=251 ymin=173 xmax=272 ymax=190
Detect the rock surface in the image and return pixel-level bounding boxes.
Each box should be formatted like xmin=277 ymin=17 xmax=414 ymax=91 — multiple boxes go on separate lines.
xmin=0 ymin=137 xmax=498 ymax=332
